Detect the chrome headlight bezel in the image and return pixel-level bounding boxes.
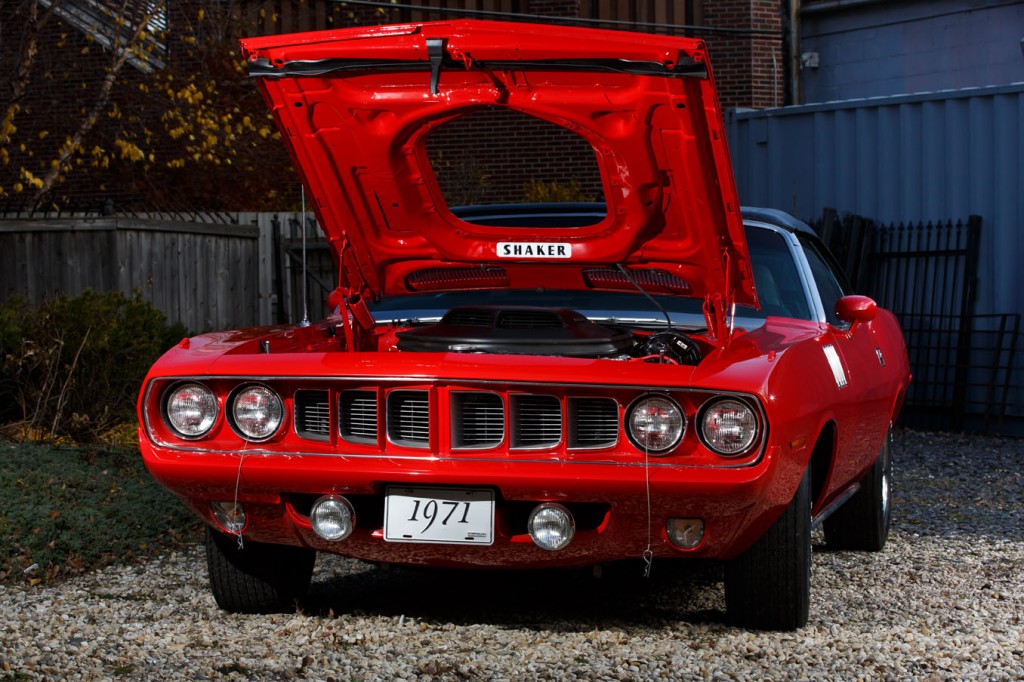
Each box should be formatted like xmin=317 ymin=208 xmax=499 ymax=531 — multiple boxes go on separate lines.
xmin=162 ymin=382 xmax=219 ymax=440
xmin=698 ymin=397 xmax=760 ymax=456
xmin=624 ymin=394 xmax=686 ymax=455
xmin=228 ymin=383 xmax=285 ymax=442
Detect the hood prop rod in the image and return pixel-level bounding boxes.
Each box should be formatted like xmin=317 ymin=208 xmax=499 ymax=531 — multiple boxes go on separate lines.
xmin=299 ymin=186 xmax=311 ymax=327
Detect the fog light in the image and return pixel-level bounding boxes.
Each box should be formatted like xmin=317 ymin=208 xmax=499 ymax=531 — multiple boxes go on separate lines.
xmin=211 ymin=501 xmax=246 ymax=534
xmin=528 ymin=503 xmax=575 ymax=551
xmin=666 ymin=518 xmax=704 ymax=549
xmin=310 ymin=495 xmax=355 ymax=541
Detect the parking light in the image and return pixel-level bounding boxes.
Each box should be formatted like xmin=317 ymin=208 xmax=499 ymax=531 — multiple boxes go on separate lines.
xmin=211 ymin=501 xmax=247 ymax=534
xmin=666 ymin=518 xmax=705 ymax=549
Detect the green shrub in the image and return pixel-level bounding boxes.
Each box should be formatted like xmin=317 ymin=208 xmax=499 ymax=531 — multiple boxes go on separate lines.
xmin=0 ymin=442 xmax=200 ymax=584
xmin=0 ymin=291 xmax=187 ymax=443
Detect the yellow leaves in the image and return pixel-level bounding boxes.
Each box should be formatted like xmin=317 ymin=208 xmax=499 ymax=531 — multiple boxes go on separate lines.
xmin=81 ymin=47 xmax=90 ymax=55
xmin=258 ymin=127 xmax=271 ymax=138
xmin=38 ymin=130 xmax=49 ymax=140
xmin=114 ymin=139 xmax=145 ymax=162
xmin=197 ymin=8 xmax=205 ymax=21
xmin=19 ymin=168 xmax=44 ymax=190
xmin=1 ymin=104 xmax=19 ymax=143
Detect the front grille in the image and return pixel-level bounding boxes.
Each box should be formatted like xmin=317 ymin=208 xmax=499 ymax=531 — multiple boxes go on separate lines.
xmin=452 ymin=392 xmax=505 ymax=448
xmin=290 ymin=385 xmax=625 ymax=454
xmin=569 ymin=397 xmax=620 ymax=448
xmin=387 ymin=390 xmax=430 ymax=448
xmin=510 ymin=394 xmax=562 ymax=449
xmin=294 ymin=389 xmax=330 ymax=441
xmin=340 ymin=390 xmax=378 ymax=445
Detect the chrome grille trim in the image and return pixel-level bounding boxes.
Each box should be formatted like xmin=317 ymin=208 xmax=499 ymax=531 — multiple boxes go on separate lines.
xmin=510 ymin=394 xmax=562 ymax=449
xmin=451 ymin=391 xmax=505 ymax=449
xmin=568 ymin=397 xmax=620 ymax=449
xmin=387 ymin=390 xmax=430 ymax=448
xmin=339 ymin=390 xmax=378 ymax=445
xmin=294 ymin=389 xmax=330 ymax=441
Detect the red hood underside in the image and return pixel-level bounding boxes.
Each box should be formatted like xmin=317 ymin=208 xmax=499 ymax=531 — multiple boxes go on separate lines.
xmin=240 ymin=20 xmax=756 ymax=313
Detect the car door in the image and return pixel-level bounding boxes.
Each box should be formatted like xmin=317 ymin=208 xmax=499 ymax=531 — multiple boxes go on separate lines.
xmin=796 ymin=233 xmax=893 ymax=487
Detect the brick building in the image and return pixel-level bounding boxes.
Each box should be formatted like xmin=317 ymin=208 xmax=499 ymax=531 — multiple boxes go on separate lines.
xmin=0 ymin=1 xmax=790 ymax=212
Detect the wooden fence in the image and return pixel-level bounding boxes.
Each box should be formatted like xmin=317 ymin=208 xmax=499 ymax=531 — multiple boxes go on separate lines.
xmin=0 ymin=213 xmax=334 ymax=333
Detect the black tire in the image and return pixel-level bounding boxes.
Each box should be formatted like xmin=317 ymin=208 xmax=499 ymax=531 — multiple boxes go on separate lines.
xmin=824 ymin=428 xmax=892 ymax=551
xmin=725 ymin=466 xmax=811 ymax=631
xmin=205 ymin=526 xmax=316 ymax=614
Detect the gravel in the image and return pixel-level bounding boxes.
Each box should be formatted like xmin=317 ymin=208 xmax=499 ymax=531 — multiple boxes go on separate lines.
xmin=2 ymin=430 xmax=1022 ymax=681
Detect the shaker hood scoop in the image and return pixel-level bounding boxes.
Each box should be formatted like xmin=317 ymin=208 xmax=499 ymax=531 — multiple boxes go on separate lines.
xmin=240 ymin=19 xmax=756 ymax=311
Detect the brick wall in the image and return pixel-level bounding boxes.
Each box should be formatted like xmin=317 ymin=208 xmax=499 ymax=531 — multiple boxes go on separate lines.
xmin=702 ymin=0 xmax=785 ymax=109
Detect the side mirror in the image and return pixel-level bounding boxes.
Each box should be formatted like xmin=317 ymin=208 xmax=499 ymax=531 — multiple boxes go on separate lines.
xmin=835 ymin=295 xmax=877 ymax=333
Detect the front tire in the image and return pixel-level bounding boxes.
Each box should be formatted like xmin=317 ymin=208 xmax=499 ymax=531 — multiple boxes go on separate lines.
xmin=725 ymin=466 xmax=811 ymax=631
xmin=824 ymin=428 xmax=892 ymax=551
xmin=205 ymin=527 xmax=316 ymax=614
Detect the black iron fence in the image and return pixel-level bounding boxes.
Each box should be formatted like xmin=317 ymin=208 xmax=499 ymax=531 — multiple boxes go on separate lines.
xmin=813 ymin=209 xmax=1020 ymax=433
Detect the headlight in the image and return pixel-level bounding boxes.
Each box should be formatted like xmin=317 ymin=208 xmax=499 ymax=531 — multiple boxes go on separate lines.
xmin=625 ymin=395 xmax=684 ymax=454
xmin=700 ymin=398 xmax=759 ymax=455
xmin=164 ymin=383 xmax=218 ymax=438
xmin=231 ymin=385 xmax=284 ymax=441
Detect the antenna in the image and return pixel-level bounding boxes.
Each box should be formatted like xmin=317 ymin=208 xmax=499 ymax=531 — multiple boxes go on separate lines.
xmin=299 ymin=186 xmax=310 ymax=327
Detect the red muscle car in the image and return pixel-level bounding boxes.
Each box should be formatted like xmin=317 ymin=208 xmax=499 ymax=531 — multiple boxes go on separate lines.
xmin=137 ymin=20 xmax=910 ymax=630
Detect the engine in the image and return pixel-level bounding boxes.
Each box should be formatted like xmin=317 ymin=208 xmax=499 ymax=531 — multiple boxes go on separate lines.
xmin=395 ymin=306 xmax=702 ymax=364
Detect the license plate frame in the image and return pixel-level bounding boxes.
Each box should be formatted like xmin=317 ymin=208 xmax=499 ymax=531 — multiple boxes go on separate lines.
xmin=384 ymin=486 xmax=495 ymax=546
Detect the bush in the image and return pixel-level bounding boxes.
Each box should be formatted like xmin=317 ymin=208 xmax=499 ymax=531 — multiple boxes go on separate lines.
xmin=0 ymin=442 xmax=200 ymax=584
xmin=0 ymin=291 xmax=187 ymax=443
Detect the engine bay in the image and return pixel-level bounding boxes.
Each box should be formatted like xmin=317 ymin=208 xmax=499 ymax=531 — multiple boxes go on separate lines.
xmin=393 ymin=306 xmax=704 ymax=364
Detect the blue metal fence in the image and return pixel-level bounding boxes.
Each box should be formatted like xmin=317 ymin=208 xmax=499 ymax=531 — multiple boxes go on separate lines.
xmin=726 ymin=84 xmax=1024 ymax=427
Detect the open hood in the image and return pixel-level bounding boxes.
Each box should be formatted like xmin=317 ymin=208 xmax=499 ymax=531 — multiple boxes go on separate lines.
xmin=241 ymin=20 xmax=756 ymax=326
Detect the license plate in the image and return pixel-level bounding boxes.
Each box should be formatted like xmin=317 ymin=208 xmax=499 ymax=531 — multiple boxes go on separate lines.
xmin=384 ymin=486 xmax=494 ymax=545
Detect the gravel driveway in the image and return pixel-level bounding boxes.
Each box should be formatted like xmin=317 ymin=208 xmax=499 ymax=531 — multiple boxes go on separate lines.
xmin=2 ymin=430 xmax=1022 ymax=680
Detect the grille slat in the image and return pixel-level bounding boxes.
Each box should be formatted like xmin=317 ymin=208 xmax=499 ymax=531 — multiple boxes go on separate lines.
xmin=388 ymin=390 xmax=430 ymax=448
xmin=511 ymin=394 xmax=562 ymax=449
xmin=452 ymin=392 xmax=505 ymax=449
xmin=496 ymin=310 xmax=563 ymax=329
xmin=340 ymin=390 xmax=378 ymax=445
xmin=570 ymin=397 xmax=619 ymax=448
xmin=294 ymin=390 xmax=330 ymax=441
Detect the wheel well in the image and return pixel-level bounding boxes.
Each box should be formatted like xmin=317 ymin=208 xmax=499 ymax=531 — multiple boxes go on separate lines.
xmin=809 ymin=421 xmax=836 ymax=507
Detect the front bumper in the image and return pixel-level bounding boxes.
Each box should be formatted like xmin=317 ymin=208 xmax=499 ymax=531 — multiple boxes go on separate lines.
xmin=141 ymin=439 xmax=802 ymax=568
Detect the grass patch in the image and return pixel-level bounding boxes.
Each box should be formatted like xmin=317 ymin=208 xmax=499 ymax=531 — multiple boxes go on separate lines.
xmin=0 ymin=441 xmax=200 ymax=585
